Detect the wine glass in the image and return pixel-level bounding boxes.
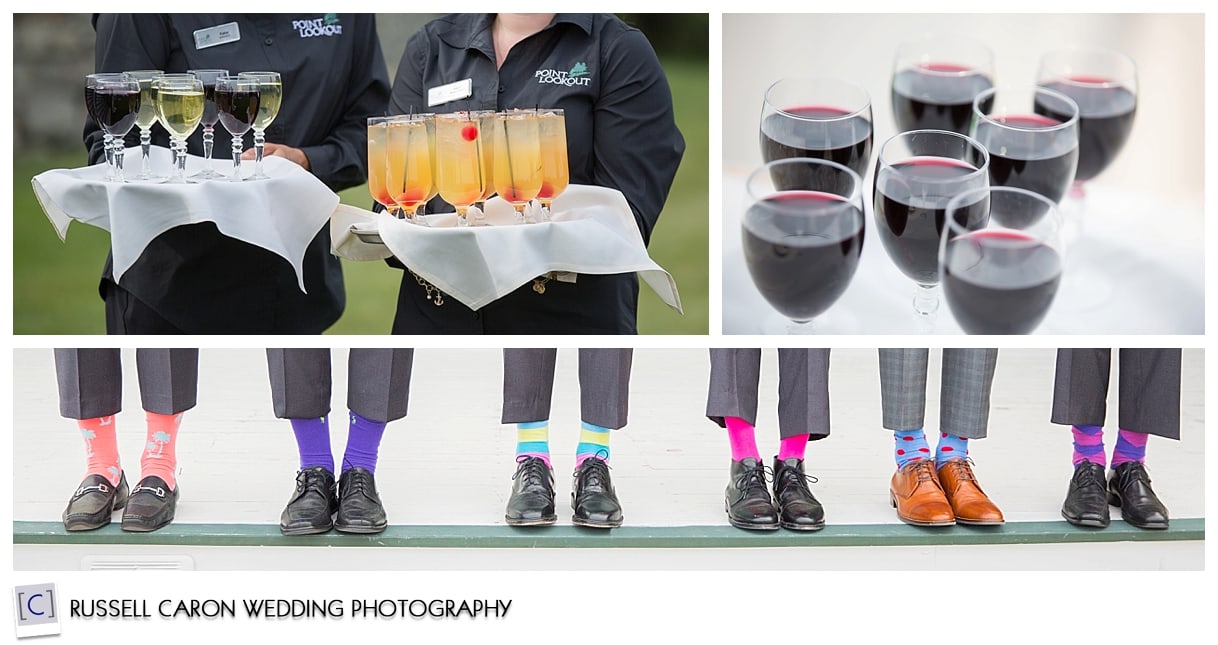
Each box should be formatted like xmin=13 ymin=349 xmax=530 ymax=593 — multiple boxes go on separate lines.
xmin=186 ymin=68 xmax=229 ymax=180
xmin=122 ymin=69 xmax=164 ymax=181
xmin=940 ymin=186 xmax=1065 ymax=334
xmin=891 ymin=36 xmax=995 ymax=135
xmin=741 ymin=157 xmax=865 ymax=334
xmin=214 ymin=75 xmax=260 ymax=181
xmin=153 ymin=75 xmax=204 ymax=184
xmin=970 ymin=85 xmax=1079 ymax=205
xmin=386 ymin=113 xmax=434 ymax=222
xmin=84 ymin=73 xmax=141 ymax=183
xmin=536 ymin=108 xmax=569 ymax=221
xmin=434 ymin=112 xmax=487 ymax=226
xmin=873 ymin=129 xmax=990 ymax=319
xmin=760 ymin=77 xmax=873 ymax=178
xmin=492 ymin=109 xmax=543 ymax=224
xmin=366 ymin=116 xmax=399 ymax=216
xmin=237 ymin=71 xmax=282 ymax=181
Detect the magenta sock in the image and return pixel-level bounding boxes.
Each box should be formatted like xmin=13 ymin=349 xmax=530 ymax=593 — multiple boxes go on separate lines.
xmin=1071 ymin=424 xmax=1105 ymax=467
xmin=341 ymin=412 xmax=387 ymax=474
xmin=291 ymin=415 xmax=333 ymax=472
xmin=777 ymin=434 xmax=808 ymax=461
xmin=1110 ymin=429 xmax=1148 ymax=468
xmin=725 ymin=416 xmax=761 ymax=462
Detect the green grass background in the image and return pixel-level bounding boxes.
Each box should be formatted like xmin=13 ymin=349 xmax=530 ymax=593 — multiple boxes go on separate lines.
xmin=13 ymin=59 xmax=708 ymax=335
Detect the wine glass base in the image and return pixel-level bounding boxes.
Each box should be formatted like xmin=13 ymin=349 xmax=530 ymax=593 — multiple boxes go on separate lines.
xmin=757 ymin=308 xmax=861 ymax=335
xmin=128 ymin=174 xmax=169 ymax=184
xmin=188 ymin=169 xmax=226 ymax=181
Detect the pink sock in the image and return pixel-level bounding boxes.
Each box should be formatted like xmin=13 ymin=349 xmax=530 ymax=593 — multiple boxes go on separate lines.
xmin=725 ymin=416 xmax=761 ymax=462
xmin=777 ymin=434 xmax=809 ymax=461
xmin=141 ymin=411 xmax=182 ymax=490
xmin=1111 ymin=429 xmax=1149 ymax=468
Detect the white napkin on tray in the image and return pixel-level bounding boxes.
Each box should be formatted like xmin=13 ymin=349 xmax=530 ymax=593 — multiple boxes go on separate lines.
xmin=32 ymin=145 xmax=338 ymax=292
xmin=331 ymin=184 xmax=683 ymax=313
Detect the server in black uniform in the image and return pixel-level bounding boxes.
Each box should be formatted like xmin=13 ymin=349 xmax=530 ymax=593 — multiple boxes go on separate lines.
xmin=88 ymin=14 xmax=390 ymax=333
xmin=388 ymin=13 xmax=685 ymax=334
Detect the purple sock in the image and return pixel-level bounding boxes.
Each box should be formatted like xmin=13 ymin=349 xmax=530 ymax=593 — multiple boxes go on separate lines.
xmin=342 ymin=411 xmax=387 ymax=474
xmin=1110 ymin=429 xmax=1148 ymax=468
xmin=1071 ymin=424 xmax=1105 ymax=467
xmin=291 ymin=415 xmax=334 ymax=472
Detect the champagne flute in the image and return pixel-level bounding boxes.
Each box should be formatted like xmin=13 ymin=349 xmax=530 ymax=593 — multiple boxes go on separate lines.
xmin=386 ymin=113 xmax=434 ymax=222
xmin=536 ymin=108 xmax=569 ymax=221
xmin=492 ymin=110 xmax=543 ymax=224
xmin=123 ymin=69 xmax=164 ymax=181
xmin=891 ymin=36 xmax=995 ymax=135
xmin=471 ymin=109 xmax=497 ymax=224
xmin=214 ymin=75 xmax=260 ymax=181
xmin=434 ymin=112 xmax=486 ymax=226
xmin=153 ymin=75 xmax=204 ymax=184
xmin=237 ymin=71 xmax=282 ymax=181
xmin=366 ymin=116 xmax=399 ymax=216
xmin=186 ymin=68 xmax=228 ymax=180
xmin=84 ymin=72 xmax=141 ymax=183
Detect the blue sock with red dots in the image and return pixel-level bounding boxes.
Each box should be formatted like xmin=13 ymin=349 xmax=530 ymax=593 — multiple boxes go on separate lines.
xmin=894 ymin=429 xmax=931 ymax=468
xmin=935 ymin=431 xmax=969 ymax=465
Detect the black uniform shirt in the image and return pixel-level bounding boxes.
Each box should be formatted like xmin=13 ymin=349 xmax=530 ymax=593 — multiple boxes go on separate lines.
xmin=389 ymin=13 xmax=685 ymax=334
xmin=87 ymin=14 xmax=390 ymax=333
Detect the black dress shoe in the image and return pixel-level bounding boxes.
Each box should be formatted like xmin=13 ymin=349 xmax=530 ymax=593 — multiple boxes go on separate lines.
xmin=280 ymin=466 xmax=338 ymax=535
xmin=63 ymin=472 xmax=129 ymax=531
xmin=725 ymin=458 xmax=779 ymax=530
xmin=506 ymin=456 xmax=557 ymax=526
xmin=571 ymin=458 xmax=622 ymax=528
xmin=121 ymin=475 xmax=178 ymax=532
xmin=334 ymin=467 xmax=388 ymax=534
xmin=772 ymin=457 xmax=825 ymax=531
xmin=1061 ymin=461 xmax=1110 ymax=528
xmin=1108 ymin=461 xmax=1170 ymax=530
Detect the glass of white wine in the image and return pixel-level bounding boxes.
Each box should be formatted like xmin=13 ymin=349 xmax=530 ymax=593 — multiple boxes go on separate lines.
xmin=122 ymin=69 xmax=164 ymax=181
xmin=153 ymin=75 xmax=205 ymax=184
xmin=237 ymin=71 xmax=282 ymax=181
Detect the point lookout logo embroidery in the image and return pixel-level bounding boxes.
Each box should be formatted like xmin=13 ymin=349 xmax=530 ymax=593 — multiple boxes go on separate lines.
xmin=534 ymin=62 xmax=591 ymax=86
xmin=293 ymin=15 xmax=342 ymax=38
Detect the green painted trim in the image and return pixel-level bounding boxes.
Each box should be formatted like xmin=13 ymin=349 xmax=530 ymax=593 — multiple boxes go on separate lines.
xmin=13 ymin=519 xmax=1204 ymax=548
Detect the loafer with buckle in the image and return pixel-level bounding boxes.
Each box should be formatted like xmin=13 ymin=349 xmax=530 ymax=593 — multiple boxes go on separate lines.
xmin=936 ymin=458 xmax=1004 ymax=525
xmin=63 ymin=472 xmax=129 ymax=531
xmin=1061 ymin=461 xmax=1110 ymax=528
xmin=1108 ymin=461 xmax=1169 ymax=530
xmin=334 ymin=467 xmax=388 ymax=534
xmin=280 ymin=466 xmax=338 ymax=535
xmin=725 ymin=458 xmax=779 ymax=530
xmin=890 ymin=459 xmax=954 ymax=526
xmin=506 ymin=456 xmax=557 ymax=526
xmin=772 ymin=457 xmax=825 ymax=531
xmin=571 ymin=458 xmax=623 ymax=528
xmin=121 ymin=475 xmax=178 ymax=532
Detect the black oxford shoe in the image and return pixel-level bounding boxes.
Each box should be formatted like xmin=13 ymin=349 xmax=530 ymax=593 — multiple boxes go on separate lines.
xmin=1108 ymin=461 xmax=1170 ymax=530
xmin=121 ymin=475 xmax=178 ymax=532
xmin=772 ymin=457 xmax=825 ymax=531
xmin=725 ymin=458 xmax=779 ymax=530
xmin=63 ymin=472 xmax=128 ymax=531
xmin=571 ymin=458 xmax=623 ymax=528
xmin=280 ymin=466 xmax=338 ymax=535
xmin=334 ymin=467 xmax=388 ymax=534
xmin=1061 ymin=461 xmax=1110 ymax=528
xmin=506 ymin=456 xmax=557 ymax=526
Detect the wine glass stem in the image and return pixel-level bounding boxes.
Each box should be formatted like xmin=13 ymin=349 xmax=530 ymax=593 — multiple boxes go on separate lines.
xmin=231 ymin=136 xmax=244 ymax=181
xmin=113 ymin=141 xmax=126 ymax=183
xmin=139 ymin=128 xmax=152 ymax=177
xmin=253 ymin=128 xmax=266 ymax=178
xmin=513 ymin=205 xmax=526 ymax=224
xmin=102 ymin=133 xmax=116 ymax=181
xmin=202 ymin=125 xmax=214 ymax=165
xmin=913 ymin=283 xmax=939 ymax=317
xmin=172 ymin=138 xmax=187 ymax=181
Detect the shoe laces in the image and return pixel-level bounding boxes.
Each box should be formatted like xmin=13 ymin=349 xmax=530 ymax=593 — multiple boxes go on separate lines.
xmin=733 ymin=462 xmax=772 ymax=493
xmin=777 ymin=463 xmax=817 ymax=494
xmin=296 ymin=468 xmax=330 ymax=491
xmin=342 ymin=469 xmax=374 ymax=497
xmin=942 ymin=458 xmax=977 ymax=482
xmin=1073 ymin=462 xmax=1106 ymax=488
xmin=513 ymin=455 xmax=550 ymax=488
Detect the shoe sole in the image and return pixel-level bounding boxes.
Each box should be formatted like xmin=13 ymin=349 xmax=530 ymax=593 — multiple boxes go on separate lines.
xmin=954 ymin=518 xmax=1005 ymax=526
xmin=1060 ymin=509 xmax=1109 ymax=528
xmin=505 ymin=516 xmax=557 ymax=527
xmin=334 ymin=523 xmax=388 ymax=534
xmin=120 ymin=518 xmax=173 ymax=533
xmin=281 ymin=523 xmax=334 ymax=536
xmin=572 ymin=517 xmax=623 ymax=529
xmin=780 ymin=521 xmax=825 ymax=532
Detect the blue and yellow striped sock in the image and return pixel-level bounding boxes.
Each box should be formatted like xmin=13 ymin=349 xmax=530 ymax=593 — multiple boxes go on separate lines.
xmin=516 ymin=421 xmax=551 ymax=467
xmin=575 ymin=421 xmax=611 ymax=467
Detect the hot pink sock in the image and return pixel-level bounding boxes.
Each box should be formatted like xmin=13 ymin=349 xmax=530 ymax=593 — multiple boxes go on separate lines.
xmin=725 ymin=417 xmax=761 ymax=462
xmin=777 ymin=434 xmax=809 ymax=461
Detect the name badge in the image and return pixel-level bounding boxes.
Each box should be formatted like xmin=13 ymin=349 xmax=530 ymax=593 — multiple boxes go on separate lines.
xmin=194 ymin=22 xmax=241 ymax=50
xmin=428 ymin=79 xmax=473 ymax=107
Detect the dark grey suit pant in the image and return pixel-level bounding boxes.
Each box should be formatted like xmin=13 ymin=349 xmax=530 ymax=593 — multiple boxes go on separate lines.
xmin=266 ymin=349 xmax=414 ymax=424
xmin=55 ymin=348 xmax=199 ymax=418
xmin=1051 ymin=348 xmax=1181 ymax=439
xmin=501 ymin=349 xmax=632 ymax=429
xmin=706 ymin=348 xmax=831 ymax=440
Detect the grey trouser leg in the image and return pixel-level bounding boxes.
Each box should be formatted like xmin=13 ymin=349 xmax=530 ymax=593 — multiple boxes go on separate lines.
xmin=879 ymin=348 xmax=997 ymax=439
xmin=706 ymin=348 xmax=831 ymax=439
xmin=1051 ymin=349 xmax=1181 ymax=440
xmin=55 ymin=348 xmax=199 ymax=419
xmin=501 ymin=349 xmax=632 ymax=429
xmin=267 ymin=349 xmax=414 ymax=423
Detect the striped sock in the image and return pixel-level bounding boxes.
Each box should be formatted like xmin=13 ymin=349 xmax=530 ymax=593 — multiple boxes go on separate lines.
xmin=1110 ymin=429 xmax=1148 ymax=468
xmin=935 ymin=432 xmax=969 ymax=465
xmin=78 ymin=415 xmax=121 ymax=486
xmin=725 ymin=416 xmax=761 ymax=462
xmin=1071 ymin=425 xmax=1106 ymax=467
xmin=575 ymin=421 xmax=611 ymax=467
xmin=516 ymin=421 xmax=551 ymax=467
xmin=894 ymin=428 xmax=931 ymax=468
xmin=141 ymin=411 xmax=183 ymax=489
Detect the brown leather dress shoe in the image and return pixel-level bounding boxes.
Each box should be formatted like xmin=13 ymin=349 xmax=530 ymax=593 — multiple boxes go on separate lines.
xmin=890 ymin=459 xmax=954 ymax=526
xmin=936 ymin=459 xmax=1004 ymax=525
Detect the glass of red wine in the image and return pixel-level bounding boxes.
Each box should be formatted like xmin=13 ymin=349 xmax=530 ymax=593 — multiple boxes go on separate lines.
xmin=186 ymin=68 xmax=229 ymax=180
xmin=759 ymin=77 xmax=873 ymax=178
xmin=742 ymin=157 xmax=865 ymax=334
xmin=873 ymin=129 xmax=990 ymax=319
xmin=214 ymin=75 xmax=261 ymax=182
xmin=84 ymin=72 xmax=141 ymax=183
xmin=891 ymin=36 xmax=995 ymax=135
xmin=940 ymin=186 xmax=1064 ymax=334
xmin=970 ymin=85 xmax=1079 ymax=205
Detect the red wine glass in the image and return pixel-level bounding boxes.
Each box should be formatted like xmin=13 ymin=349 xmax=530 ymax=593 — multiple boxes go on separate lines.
xmin=891 ymin=36 xmax=995 ymax=135
xmin=760 ymin=77 xmax=873 ymax=178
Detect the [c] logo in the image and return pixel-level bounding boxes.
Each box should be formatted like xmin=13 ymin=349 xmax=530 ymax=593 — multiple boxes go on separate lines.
xmin=12 ymin=583 xmax=60 ymax=638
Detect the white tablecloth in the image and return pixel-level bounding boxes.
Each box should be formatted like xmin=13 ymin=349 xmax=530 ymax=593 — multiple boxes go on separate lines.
xmin=332 ymin=184 xmax=682 ymax=313
xmin=32 ymin=146 xmax=337 ymax=292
